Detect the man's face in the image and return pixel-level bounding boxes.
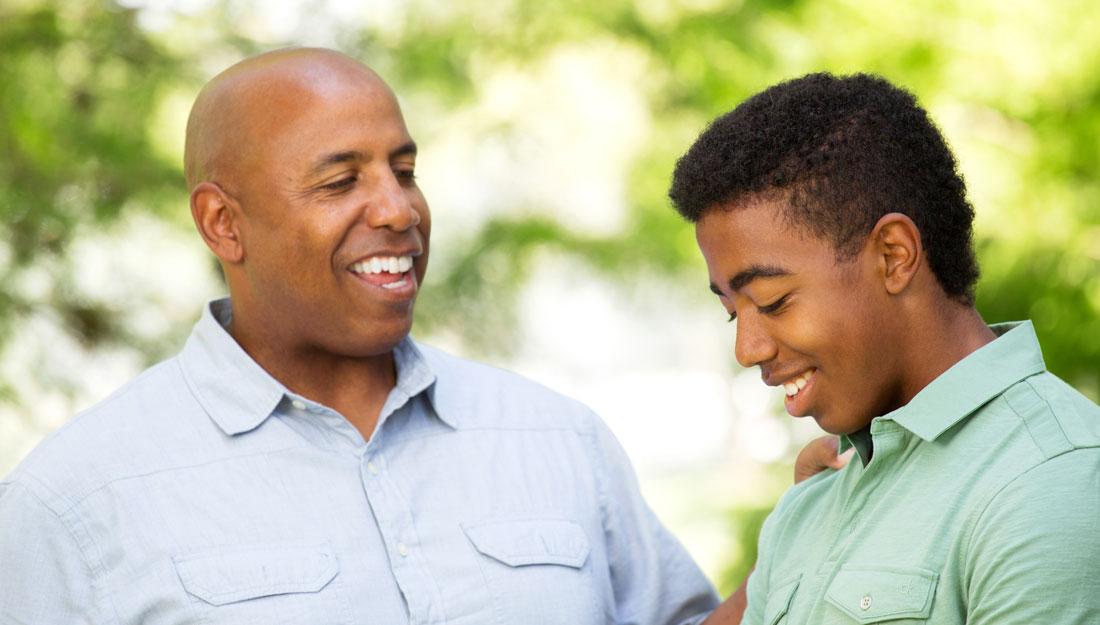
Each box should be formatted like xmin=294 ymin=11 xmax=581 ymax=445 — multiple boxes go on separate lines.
xmin=695 ymin=199 xmax=905 ymax=435
xmin=228 ymin=64 xmax=430 ymax=358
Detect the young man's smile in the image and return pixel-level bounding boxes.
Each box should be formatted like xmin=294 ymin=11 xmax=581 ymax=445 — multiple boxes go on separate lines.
xmin=695 ymin=197 xmax=904 ymax=435
xmin=778 ymin=367 xmax=817 ymax=416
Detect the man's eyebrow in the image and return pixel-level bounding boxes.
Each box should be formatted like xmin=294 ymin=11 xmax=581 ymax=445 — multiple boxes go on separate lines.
xmin=708 ymin=264 xmax=791 ymax=295
xmin=391 ymin=141 xmax=417 ymax=159
xmin=307 ymin=150 xmax=363 ymax=177
xmin=306 ymin=142 xmax=417 ymax=177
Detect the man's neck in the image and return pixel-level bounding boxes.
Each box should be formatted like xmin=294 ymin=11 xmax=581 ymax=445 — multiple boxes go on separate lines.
xmin=228 ymin=322 xmax=399 ymax=442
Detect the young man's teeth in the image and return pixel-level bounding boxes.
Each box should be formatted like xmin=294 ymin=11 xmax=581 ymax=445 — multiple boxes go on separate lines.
xmin=784 ymin=370 xmax=814 ymax=396
xmin=352 ymin=256 xmax=413 ymax=275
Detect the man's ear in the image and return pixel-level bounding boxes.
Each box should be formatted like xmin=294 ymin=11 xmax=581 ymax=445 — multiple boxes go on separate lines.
xmin=191 ymin=182 xmax=244 ymax=263
xmin=870 ymin=212 xmax=922 ymax=295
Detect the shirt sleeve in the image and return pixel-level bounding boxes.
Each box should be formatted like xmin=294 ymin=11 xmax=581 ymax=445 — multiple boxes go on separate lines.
xmin=587 ymin=414 xmax=720 ymax=625
xmin=0 ymin=479 xmax=100 ymax=624
xmin=965 ymin=448 xmax=1100 ymax=625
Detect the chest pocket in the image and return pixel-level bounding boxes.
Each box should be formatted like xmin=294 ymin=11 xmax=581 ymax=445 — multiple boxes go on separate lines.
xmin=173 ymin=543 xmax=352 ymax=624
xmin=825 ymin=565 xmax=938 ymax=623
xmin=463 ymin=518 xmax=590 ymax=568
xmin=763 ymin=574 xmax=801 ymax=625
xmin=462 ymin=518 xmax=600 ymax=621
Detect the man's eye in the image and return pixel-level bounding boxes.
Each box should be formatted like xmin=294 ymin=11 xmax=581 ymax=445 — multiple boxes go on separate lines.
xmin=395 ymin=169 xmax=417 ymax=183
xmin=321 ymin=177 xmax=356 ymax=191
xmin=758 ymin=295 xmax=790 ymax=315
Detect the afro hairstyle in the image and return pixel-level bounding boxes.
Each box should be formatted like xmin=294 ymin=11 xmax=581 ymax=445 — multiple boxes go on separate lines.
xmin=669 ymin=72 xmax=980 ymax=305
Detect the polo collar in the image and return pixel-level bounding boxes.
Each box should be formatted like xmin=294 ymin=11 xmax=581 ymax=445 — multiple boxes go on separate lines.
xmin=178 ymin=298 xmax=451 ymax=436
xmin=881 ymin=321 xmax=1046 ymax=442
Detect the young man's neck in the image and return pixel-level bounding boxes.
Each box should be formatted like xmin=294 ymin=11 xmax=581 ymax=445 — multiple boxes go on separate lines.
xmin=852 ymin=301 xmax=995 ymax=465
xmin=898 ymin=299 xmax=998 ymax=407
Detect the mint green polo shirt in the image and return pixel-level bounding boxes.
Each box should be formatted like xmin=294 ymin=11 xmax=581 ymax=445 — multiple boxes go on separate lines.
xmin=742 ymin=321 xmax=1100 ymax=625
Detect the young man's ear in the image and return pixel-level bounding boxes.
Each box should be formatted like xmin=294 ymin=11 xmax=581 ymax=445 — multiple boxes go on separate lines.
xmin=191 ymin=182 xmax=244 ymax=264
xmin=871 ymin=212 xmax=922 ymax=295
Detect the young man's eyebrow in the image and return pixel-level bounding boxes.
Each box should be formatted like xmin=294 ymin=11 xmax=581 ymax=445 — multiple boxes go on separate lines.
xmin=725 ymin=264 xmax=791 ymax=292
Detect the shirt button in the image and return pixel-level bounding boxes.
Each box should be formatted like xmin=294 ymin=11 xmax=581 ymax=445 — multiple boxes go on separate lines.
xmin=397 ymin=542 xmax=409 ymax=557
xmin=367 ymin=462 xmax=379 ymax=475
xmin=291 ymin=399 xmax=306 ymax=410
xmin=860 ymin=594 xmax=872 ymax=611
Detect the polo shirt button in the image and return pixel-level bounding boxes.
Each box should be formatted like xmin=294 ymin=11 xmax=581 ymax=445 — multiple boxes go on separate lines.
xmin=367 ymin=462 xmax=379 ymax=475
xmin=291 ymin=399 xmax=306 ymax=410
xmin=860 ymin=595 xmax=872 ymax=611
xmin=397 ymin=542 xmax=409 ymax=557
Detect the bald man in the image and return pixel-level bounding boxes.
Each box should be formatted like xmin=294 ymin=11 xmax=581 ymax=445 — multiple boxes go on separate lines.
xmin=0 ymin=48 xmax=727 ymax=624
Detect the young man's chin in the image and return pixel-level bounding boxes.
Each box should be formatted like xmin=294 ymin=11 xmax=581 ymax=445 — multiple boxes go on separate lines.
xmin=811 ymin=414 xmax=871 ymax=437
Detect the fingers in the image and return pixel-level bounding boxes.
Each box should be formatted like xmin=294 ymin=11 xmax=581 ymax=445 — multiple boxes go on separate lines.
xmin=794 ymin=435 xmax=843 ymax=484
xmin=830 ymin=447 xmax=855 ymax=470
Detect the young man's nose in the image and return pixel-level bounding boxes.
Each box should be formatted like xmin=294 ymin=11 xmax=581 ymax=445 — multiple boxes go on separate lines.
xmin=734 ymin=312 xmax=778 ymax=369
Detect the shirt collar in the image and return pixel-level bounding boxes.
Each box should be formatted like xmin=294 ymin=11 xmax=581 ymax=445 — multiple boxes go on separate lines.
xmin=178 ymin=298 xmax=449 ymax=436
xmin=882 ymin=320 xmax=1046 ymax=442
xmin=388 ymin=338 xmax=456 ymax=430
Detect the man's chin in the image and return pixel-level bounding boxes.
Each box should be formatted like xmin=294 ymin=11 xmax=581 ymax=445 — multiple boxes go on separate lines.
xmin=347 ymin=325 xmax=414 ymax=358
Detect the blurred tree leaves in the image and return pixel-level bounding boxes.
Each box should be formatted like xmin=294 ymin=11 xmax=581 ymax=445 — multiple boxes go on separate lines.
xmin=1 ymin=0 xmax=182 ymax=355
xmin=5 ymin=0 xmax=1095 ymax=392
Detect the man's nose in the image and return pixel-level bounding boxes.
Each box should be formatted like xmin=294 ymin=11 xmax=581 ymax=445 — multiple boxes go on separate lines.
xmin=364 ymin=173 xmax=420 ymax=231
xmin=734 ymin=311 xmax=778 ymax=369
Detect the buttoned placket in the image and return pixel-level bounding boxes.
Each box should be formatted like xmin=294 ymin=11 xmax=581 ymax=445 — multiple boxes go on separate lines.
xmin=358 ymin=402 xmax=439 ymax=625
xmin=283 ymin=391 xmax=442 ymax=624
xmin=824 ymin=422 xmax=910 ymax=561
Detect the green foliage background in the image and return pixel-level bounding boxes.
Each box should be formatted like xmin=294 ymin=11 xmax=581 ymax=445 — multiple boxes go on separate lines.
xmin=3 ymin=0 xmax=1098 ymax=592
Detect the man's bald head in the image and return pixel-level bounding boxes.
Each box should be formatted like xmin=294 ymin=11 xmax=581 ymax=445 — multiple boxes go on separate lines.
xmin=184 ymin=46 xmax=430 ymax=364
xmin=183 ymin=48 xmax=390 ymax=191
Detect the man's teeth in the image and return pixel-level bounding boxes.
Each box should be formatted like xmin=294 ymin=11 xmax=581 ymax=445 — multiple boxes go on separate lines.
xmin=351 ymin=255 xmax=413 ymax=275
xmin=783 ymin=369 xmax=815 ymax=396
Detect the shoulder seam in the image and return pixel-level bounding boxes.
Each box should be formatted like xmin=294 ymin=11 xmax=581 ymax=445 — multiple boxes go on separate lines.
xmin=1003 ymin=377 xmax=1073 ymax=460
xmin=4 ymin=477 xmax=120 ymax=623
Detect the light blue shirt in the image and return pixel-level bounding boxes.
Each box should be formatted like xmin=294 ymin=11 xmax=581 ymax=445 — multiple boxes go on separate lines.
xmin=0 ymin=298 xmax=718 ymax=624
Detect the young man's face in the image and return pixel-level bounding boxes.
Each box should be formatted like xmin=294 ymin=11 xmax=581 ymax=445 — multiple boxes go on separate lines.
xmin=695 ymin=198 xmax=907 ymax=435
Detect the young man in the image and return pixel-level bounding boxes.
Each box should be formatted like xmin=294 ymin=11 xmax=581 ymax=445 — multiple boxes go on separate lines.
xmin=0 ymin=48 xmax=725 ymax=624
xmin=671 ymin=73 xmax=1100 ymax=624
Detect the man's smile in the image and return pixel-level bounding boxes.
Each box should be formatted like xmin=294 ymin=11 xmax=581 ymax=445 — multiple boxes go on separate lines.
xmin=348 ymin=254 xmax=418 ymax=295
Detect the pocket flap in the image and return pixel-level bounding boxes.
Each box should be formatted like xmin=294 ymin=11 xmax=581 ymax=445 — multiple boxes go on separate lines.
xmin=462 ymin=518 xmax=590 ymax=568
xmin=174 ymin=543 xmax=339 ymax=606
xmin=825 ymin=565 xmax=938 ymax=623
xmin=763 ymin=574 xmax=801 ymax=625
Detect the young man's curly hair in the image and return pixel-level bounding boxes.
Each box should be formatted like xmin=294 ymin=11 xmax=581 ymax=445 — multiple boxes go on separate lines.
xmin=669 ymin=72 xmax=980 ymax=305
